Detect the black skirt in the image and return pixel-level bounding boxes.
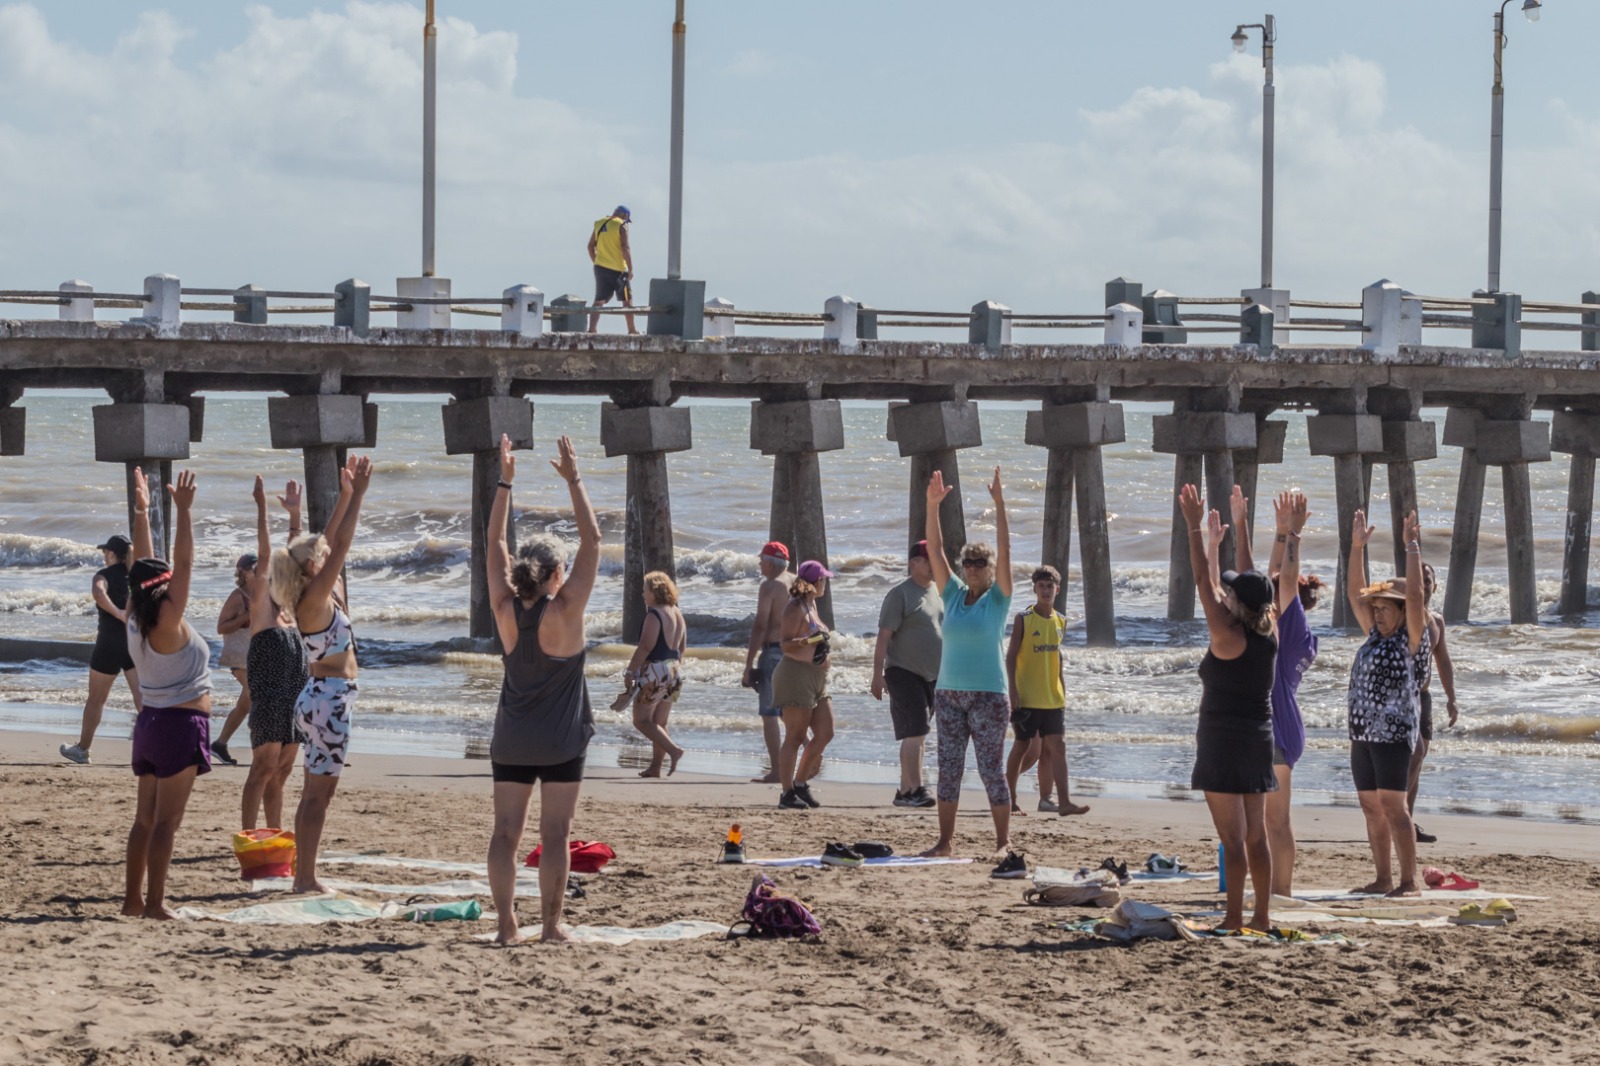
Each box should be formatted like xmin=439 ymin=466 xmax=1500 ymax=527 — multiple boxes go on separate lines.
xmin=1191 ymin=712 xmax=1278 ymax=794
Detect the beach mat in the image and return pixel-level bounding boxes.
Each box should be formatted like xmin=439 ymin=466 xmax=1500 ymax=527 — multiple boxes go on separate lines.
xmin=249 ymin=875 xmax=538 ymax=899
xmin=473 ymin=920 xmax=728 ymax=945
xmin=175 ymin=895 xmax=390 ymax=925
xmin=744 ymin=856 xmax=972 ymax=868
xmin=1033 ymin=864 xmax=1212 ymax=886
xmin=321 ymin=852 xmax=492 ymax=876
xmin=1278 ymin=888 xmax=1544 ymax=903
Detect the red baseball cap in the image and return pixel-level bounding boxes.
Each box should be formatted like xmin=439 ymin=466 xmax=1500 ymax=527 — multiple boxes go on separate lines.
xmin=760 ymin=541 xmax=789 ymax=560
xmin=909 ymin=540 xmax=930 ymax=559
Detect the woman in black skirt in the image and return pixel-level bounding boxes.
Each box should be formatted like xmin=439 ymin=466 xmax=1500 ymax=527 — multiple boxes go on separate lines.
xmin=1178 ymin=484 xmax=1278 ymax=932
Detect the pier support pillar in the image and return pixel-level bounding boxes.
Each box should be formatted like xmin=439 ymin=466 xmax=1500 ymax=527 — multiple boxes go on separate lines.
xmin=268 ymin=394 xmax=368 ymax=534
xmin=889 ymin=400 xmax=981 ymax=566
xmin=1026 ymin=400 xmax=1125 ymax=645
xmin=93 ymin=396 xmax=192 ymax=561
xmin=443 ymin=395 xmax=536 ymax=642
xmin=1552 ymin=410 xmax=1600 ymax=615
xmin=1153 ymin=405 xmax=1255 ymax=620
xmin=1232 ymin=416 xmax=1286 ymax=538
xmin=602 ymin=402 xmax=692 ymax=642
xmin=753 ymin=399 xmax=844 ymax=628
xmin=0 ymin=386 xmax=23 ymax=457
xmin=1308 ymin=407 xmax=1383 ymax=630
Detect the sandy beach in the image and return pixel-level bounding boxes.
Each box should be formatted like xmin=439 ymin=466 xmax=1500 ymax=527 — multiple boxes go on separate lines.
xmin=3 ymin=728 xmax=1598 ymax=1066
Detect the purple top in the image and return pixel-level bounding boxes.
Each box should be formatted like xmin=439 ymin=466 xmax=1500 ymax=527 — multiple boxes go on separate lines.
xmin=1270 ymin=596 xmax=1317 ymax=766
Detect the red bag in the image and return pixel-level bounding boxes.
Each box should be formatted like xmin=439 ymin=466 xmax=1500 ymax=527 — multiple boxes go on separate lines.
xmin=525 ymin=840 xmax=616 ymax=873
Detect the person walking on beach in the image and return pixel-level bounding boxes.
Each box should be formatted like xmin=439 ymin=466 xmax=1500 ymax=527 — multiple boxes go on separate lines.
xmin=742 ymin=541 xmax=793 ymax=783
xmin=919 ymin=468 xmax=1016 ymax=870
xmin=773 ymin=561 xmax=836 ymax=810
xmin=484 ymin=433 xmax=600 ymax=945
xmin=1409 ymin=562 xmax=1458 ymax=844
xmin=1005 ymin=565 xmax=1090 ymax=819
xmin=207 ymin=553 xmax=256 ymax=766
xmin=1179 ymin=483 xmax=1277 ymax=932
xmin=871 ymin=539 xmax=943 ymax=808
xmin=60 ymin=533 xmax=142 ymax=764
xmin=239 ymin=478 xmax=309 ymax=831
xmin=270 ymin=454 xmax=372 ymax=893
xmin=623 ymin=570 xmax=687 ymax=777
xmin=1231 ymin=487 xmax=1317 ymax=899
xmin=587 ymin=205 xmax=637 ymax=335
xmin=122 ymin=468 xmax=212 ymax=920
xmin=1345 ymin=509 xmax=1431 ymax=898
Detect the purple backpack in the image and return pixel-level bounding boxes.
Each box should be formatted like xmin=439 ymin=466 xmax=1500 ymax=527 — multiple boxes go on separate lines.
xmin=733 ymin=874 xmax=822 ymax=938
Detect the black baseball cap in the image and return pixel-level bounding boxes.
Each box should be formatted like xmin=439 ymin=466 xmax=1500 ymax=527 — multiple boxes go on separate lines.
xmin=97 ymin=534 xmax=132 ymax=554
xmin=1221 ymin=569 xmax=1274 ymax=610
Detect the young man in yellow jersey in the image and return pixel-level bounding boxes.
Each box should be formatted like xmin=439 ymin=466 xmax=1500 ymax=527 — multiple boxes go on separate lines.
xmin=586 ymin=205 xmax=638 ymax=335
xmin=1005 ymin=566 xmax=1090 ymax=817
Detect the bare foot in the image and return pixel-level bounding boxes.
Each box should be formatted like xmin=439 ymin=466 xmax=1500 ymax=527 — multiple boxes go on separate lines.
xmin=1059 ymin=802 xmax=1092 ymax=816
xmin=750 ymin=772 xmax=780 ymax=784
xmin=991 ymin=845 xmax=1013 ymax=864
xmin=1245 ymin=917 xmax=1274 ymax=934
xmin=1385 ymin=883 xmax=1421 ymax=898
xmin=121 ymin=899 xmax=144 ymax=917
xmin=291 ymin=880 xmax=328 ymax=894
xmin=540 ymin=924 xmax=573 ymax=944
xmin=918 ymin=842 xmax=953 ymax=858
xmin=1352 ymin=881 xmax=1392 ymax=895
xmin=1010 ymin=805 xmax=1027 ymax=816
xmin=638 ymin=768 xmax=662 ymax=779
xmin=493 ymin=924 xmax=524 ymax=946
xmin=142 ymin=904 xmax=179 ymax=921
xmin=667 ymin=747 xmax=684 ymax=776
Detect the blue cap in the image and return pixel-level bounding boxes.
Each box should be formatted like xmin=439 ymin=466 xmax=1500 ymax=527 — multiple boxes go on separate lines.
xmin=614 ymin=205 xmax=631 ymax=219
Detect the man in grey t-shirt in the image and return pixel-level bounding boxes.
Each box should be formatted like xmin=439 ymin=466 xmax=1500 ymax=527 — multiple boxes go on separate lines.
xmin=871 ymin=540 xmax=944 ymax=808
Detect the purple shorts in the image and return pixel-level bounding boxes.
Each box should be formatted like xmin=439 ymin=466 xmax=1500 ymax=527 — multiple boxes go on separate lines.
xmin=130 ymin=705 xmax=213 ymax=779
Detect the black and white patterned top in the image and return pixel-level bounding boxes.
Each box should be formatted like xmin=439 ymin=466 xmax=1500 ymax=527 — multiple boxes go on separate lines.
xmin=1346 ymin=623 xmax=1432 ymax=747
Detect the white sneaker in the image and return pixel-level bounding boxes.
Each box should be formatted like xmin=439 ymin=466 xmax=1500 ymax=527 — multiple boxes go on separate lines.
xmin=59 ymin=743 xmax=90 ymax=765
xmin=1037 ymin=798 xmax=1059 ymax=813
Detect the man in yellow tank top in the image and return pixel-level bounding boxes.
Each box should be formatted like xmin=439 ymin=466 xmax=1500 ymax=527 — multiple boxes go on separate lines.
xmin=1005 ymin=566 xmax=1090 ymax=817
xmin=586 ymin=205 xmax=637 ymax=335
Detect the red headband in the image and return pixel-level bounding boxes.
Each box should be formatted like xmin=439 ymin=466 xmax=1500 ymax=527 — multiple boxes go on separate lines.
xmin=139 ymin=570 xmax=173 ymax=590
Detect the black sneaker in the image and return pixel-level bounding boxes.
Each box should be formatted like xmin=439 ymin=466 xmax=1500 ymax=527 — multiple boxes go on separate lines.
xmin=1099 ymin=857 xmax=1131 ymax=885
xmin=1415 ymin=824 xmax=1438 ymax=844
xmin=892 ymin=790 xmax=917 ymax=808
xmin=909 ymin=786 xmax=937 ymax=809
xmin=991 ymin=851 xmax=1028 ymax=879
xmin=821 ymin=842 xmax=864 ymax=867
xmin=779 ymin=789 xmax=808 ymax=810
xmin=720 ymin=841 xmax=747 ymax=864
xmin=794 ymin=781 xmax=822 ymax=809
xmin=210 ymin=740 xmax=238 ymax=766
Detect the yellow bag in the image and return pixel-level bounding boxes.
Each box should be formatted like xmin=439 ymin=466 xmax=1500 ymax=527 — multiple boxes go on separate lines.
xmin=232 ymin=829 xmax=296 ymax=880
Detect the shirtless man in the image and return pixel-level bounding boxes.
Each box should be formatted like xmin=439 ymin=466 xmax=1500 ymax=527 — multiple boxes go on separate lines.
xmin=1410 ymin=562 xmax=1459 ymax=843
xmin=742 ymin=541 xmax=794 ymax=783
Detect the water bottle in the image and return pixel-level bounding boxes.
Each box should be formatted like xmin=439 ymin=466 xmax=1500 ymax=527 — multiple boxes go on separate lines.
xmin=1217 ymin=842 xmax=1226 ymax=892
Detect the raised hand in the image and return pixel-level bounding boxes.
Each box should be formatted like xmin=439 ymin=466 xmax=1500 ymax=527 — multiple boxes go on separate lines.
xmin=927 ymin=470 xmax=954 ymax=507
xmin=277 ymin=479 xmax=303 ymax=513
xmin=1352 ymin=509 xmax=1375 ymax=548
xmin=349 ymin=455 xmax=374 ymax=492
xmin=498 ymin=433 xmax=516 ymax=485
xmin=168 ymin=469 xmax=197 ymax=511
xmin=1230 ymin=485 xmax=1249 ymax=533
xmin=252 ymin=475 xmax=266 ymax=508
xmin=1291 ymin=492 xmax=1311 ymax=535
xmin=132 ymin=467 xmax=151 ymax=513
xmin=550 ymin=435 xmax=579 ymax=484
xmin=1177 ymin=483 xmax=1205 ymax=530
xmin=987 ymin=466 xmax=1004 ymax=504
xmin=1403 ymin=509 xmax=1421 ymax=546
xmin=1273 ymin=490 xmax=1292 ymax=533
xmin=1204 ymin=508 xmax=1228 ymax=554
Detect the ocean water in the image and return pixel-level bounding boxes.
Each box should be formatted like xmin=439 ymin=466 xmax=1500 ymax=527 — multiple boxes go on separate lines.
xmin=2 ymin=394 xmax=1597 ymax=823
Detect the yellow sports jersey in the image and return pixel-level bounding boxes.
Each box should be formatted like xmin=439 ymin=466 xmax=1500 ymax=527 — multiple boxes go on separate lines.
xmin=1013 ymin=607 xmax=1066 ymax=709
xmin=592 ymin=216 xmax=628 ymax=272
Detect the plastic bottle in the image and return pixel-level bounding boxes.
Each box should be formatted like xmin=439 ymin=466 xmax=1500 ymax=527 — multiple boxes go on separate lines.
xmin=721 ymin=823 xmax=746 ymax=864
xmin=1217 ymin=842 xmax=1227 ymax=893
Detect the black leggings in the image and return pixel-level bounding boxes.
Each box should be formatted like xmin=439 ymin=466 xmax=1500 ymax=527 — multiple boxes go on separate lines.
xmin=1350 ymin=740 xmax=1412 ymax=792
xmin=492 ymin=753 xmax=586 ymax=785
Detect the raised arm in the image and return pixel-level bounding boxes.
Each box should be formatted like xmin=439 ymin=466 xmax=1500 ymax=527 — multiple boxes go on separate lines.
xmin=1401 ymin=510 xmax=1426 ymax=657
xmin=1266 ymin=491 xmax=1290 ymax=578
xmin=278 ymin=479 xmax=304 ymax=542
xmin=924 ymin=472 xmax=953 ymax=591
xmin=248 ymin=476 xmax=277 ymax=631
xmin=303 ymin=456 xmax=369 ymax=607
xmin=1230 ymin=485 xmax=1254 ymax=574
xmin=1180 ymin=483 xmax=1244 ymax=656
xmin=161 ymin=470 xmax=197 ymax=622
xmin=549 ymin=436 xmax=601 ymax=615
xmin=989 ymin=467 xmax=1012 ymax=599
xmin=1204 ymin=508 xmax=1226 ymax=590
xmin=487 ymin=434 xmax=519 ymax=652
xmin=1346 ymin=510 xmax=1376 ymax=633
xmin=1275 ymin=493 xmax=1309 ymax=615
xmin=131 ymin=468 xmax=155 ymax=561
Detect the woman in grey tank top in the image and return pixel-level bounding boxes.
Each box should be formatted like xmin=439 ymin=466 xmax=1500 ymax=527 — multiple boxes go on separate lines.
xmin=122 ymin=468 xmax=215 ymax=921
xmin=484 ymin=434 xmax=601 ymax=945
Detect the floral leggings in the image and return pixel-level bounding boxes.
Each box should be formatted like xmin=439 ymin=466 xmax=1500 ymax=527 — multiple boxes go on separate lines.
xmin=294 ymin=677 xmax=357 ymax=777
xmin=934 ymin=689 xmax=1012 ymax=807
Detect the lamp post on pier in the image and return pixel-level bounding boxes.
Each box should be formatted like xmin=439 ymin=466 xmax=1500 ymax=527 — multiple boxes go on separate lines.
xmin=1487 ymin=0 xmax=1542 ymax=293
xmin=1230 ymin=14 xmax=1275 ymax=290
xmin=422 ymin=0 xmax=437 ymax=277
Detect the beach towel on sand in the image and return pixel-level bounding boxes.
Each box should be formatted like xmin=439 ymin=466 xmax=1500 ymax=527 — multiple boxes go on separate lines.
xmin=177 ymin=895 xmax=489 ymax=925
xmin=472 ymin=921 xmax=728 ymax=946
xmin=746 ymin=855 xmax=971 ymax=869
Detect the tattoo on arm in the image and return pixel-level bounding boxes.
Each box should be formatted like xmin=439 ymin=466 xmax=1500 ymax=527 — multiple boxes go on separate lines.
xmin=1285 ymin=539 xmax=1298 ymax=564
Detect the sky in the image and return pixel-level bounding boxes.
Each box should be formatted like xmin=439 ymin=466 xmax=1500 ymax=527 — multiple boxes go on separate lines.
xmin=1 ymin=1 xmax=1596 ymax=335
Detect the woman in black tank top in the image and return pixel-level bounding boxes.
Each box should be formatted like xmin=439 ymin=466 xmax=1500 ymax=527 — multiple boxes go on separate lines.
xmin=1179 ymin=484 xmax=1279 ymax=934
xmin=622 ymin=571 xmax=687 ymax=778
xmin=484 ymin=435 xmax=601 ymax=946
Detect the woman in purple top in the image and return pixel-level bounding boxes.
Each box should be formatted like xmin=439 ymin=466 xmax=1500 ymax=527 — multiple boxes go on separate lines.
xmin=1230 ymin=487 xmax=1318 ymax=898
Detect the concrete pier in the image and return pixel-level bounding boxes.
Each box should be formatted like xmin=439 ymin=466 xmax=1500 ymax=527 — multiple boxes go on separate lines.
xmin=1153 ymin=394 xmax=1254 ymax=621
xmin=890 ymin=399 xmax=979 ymax=565
xmin=1552 ymin=409 xmax=1600 ymax=615
xmin=1308 ymin=395 xmax=1381 ymax=630
xmin=442 ymin=393 xmax=534 ymax=641
xmin=752 ymin=398 xmax=843 ymax=628
xmin=268 ymin=392 xmax=368 ymax=534
xmin=602 ymin=397 xmax=691 ymax=643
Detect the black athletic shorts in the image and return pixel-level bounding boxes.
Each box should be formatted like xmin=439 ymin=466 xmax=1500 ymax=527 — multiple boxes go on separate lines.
xmin=593 ymin=265 xmax=631 ymax=304
xmin=1349 ymin=739 xmax=1412 ymax=792
xmin=1011 ymin=707 xmax=1065 ymax=741
xmin=89 ymin=634 xmax=135 ymax=676
xmin=1418 ymin=689 xmax=1434 ymax=741
xmin=884 ymin=666 xmax=934 ymax=740
xmin=492 ymin=753 xmax=586 ymax=785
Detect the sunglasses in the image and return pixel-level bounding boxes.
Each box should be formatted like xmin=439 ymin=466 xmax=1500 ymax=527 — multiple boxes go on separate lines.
xmin=961 ymin=559 xmax=989 ymax=569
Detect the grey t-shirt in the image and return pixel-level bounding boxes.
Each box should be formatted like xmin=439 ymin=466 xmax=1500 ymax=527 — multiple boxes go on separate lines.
xmin=878 ymin=578 xmax=944 ymax=682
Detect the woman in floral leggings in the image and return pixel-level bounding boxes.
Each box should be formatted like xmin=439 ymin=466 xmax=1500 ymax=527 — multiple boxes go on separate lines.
xmin=918 ymin=466 xmax=1014 ymax=865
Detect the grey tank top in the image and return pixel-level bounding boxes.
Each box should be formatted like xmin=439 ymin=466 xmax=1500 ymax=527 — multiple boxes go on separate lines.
xmin=490 ymin=597 xmax=594 ymax=766
xmin=126 ymin=617 xmax=214 ymax=708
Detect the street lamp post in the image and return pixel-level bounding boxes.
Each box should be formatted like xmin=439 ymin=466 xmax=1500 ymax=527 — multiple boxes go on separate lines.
xmin=1231 ymin=15 xmax=1276 ymax=290
xmin=1487 ymin=0 xmax=1542 ymax=293
xmin=423 ymin=0 xmax=437 ymax=277
xmin=667 ymin=0 xmax=686 ymax=281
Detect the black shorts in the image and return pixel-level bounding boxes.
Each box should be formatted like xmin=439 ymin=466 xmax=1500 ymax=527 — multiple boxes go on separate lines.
xmin=593 ymin=265 xmax=631 ymax=304
xmin=492 ymin=753 xmax=586 ymax=785
xmin=884 ymin=667 xmax=934 ymax=740
xmin=1418 ymin=689 xmax=1434 ymax=741
xmin=89 ymin=634 xmax=134 ymax=676
xmin=1011 ymin=707 xmax=1065 ymax=741
xmin=1349 ymin=739 xmax=1412 ymax=792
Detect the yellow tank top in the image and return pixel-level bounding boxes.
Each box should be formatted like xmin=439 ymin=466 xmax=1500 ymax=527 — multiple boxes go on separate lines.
xmin=1013 ymin=608 xmax=1066 ymax=709
xmin=592 ymin=216 xmax=628 ymax=272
